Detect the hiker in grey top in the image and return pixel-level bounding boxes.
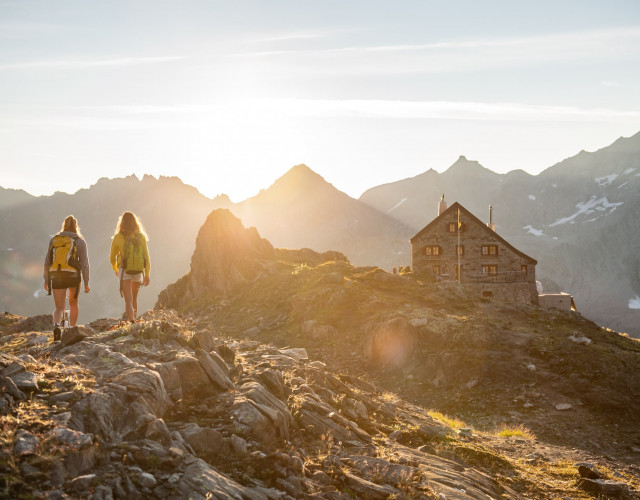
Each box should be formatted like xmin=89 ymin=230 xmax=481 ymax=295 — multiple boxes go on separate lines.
xmin=43 ymin=215 xmax=90 ymax=335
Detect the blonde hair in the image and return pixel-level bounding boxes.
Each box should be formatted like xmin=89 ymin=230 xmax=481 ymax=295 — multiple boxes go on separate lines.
xmin=61 ymin=215 xmax=83 ymax=237
xmin=114 ymin=211 xmax=148 ymax=239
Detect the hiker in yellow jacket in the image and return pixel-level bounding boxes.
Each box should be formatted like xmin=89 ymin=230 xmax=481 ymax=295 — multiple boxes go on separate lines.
xmin=109 ymin=211 xmax=150 ymax=323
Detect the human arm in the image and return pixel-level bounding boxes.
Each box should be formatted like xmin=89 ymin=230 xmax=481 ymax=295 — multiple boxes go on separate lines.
xmin=109 ymin=235 xmax=120 ymax=276
xmin=77 ymin=237 xmax=90 ymax=288
xmin=43 ymin=237 xmax=53 ymax=288
xmin=141 ymin=234 xmax=151 ymax=285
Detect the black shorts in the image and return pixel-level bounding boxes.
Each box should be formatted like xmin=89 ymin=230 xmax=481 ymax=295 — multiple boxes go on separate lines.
xmin=50 ymin=273 xmax=81 ymax=290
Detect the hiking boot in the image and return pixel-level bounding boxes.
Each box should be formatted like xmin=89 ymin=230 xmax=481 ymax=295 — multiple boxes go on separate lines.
xmin=53 ymin=325 xmax=61 ymax=342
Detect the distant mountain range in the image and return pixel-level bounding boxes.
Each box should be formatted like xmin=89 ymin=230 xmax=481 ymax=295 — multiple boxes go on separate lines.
xmin=360 ymin=132 xmax=640 ymax=336
xmin=1 ymin=132 xmax=638 ymax=335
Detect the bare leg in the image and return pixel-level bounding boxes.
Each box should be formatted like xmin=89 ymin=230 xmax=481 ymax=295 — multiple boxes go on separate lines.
xmin=68 ymin=287 xmax=79 ymax=326
xmin=131 ymin=281 xmax=142 ymax=321
xmin=52 ymin=289 xmax=66 ymax=325
xmin=120 ymin=279 xmax=135 ymax=321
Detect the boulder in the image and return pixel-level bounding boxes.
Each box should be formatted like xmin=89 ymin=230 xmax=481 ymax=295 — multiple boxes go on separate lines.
xmin=190 ymin=330 xmax=216 ymax=352
xmin=8 ymin=370 xmax=38 ymax=392
xmin=50 ymin=427 xmax=93 ymax=448
xmin=194 ymin=348 xmax=233 ymax=391
xmin=60 ymin=326 xmax=93 ymax=346
xmin=160 ymin=353 xmax=218 ymax=401
xmin=230 ymin=392 xmax=290 ymax=447
xmin=177 ymin=457 xmax=260 ymax=500
xmin=13 ymin=429 xmax=39 ymax=456
xmin=69 ymin=390 xmax=126 ymax=441
xmin=12 ymin=315 xmax=52 ymax=333
xmin=577 ymin=463 xmax=605 ymax=479
xmin=240 ymin=381 xmax=292 ymax=437
xmin=343 ymin=472 xmax=400 ymax=499
xmin=1 ymin=361 xmax=25 ymax=377
xmin=145 ymin=417 xmax=172 ymax=444
xmin=578 ymin=478 xmax=631 ymax=498
xmin=151 ymin=361 xmax=183 ymax=401
xmin=0 ymin=375 xmax=26 ymax=401
xmin=181 ymin=423 xmax=224 ymax=457
xmin=253 ymin=368 xmax=288 ymax=400
xmin=113 ymin=367 xmax=172 ymax=417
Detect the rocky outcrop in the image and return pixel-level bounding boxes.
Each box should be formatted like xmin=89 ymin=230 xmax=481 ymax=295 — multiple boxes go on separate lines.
xmin=156 ymin=209 xmax=275 ymax=310
xmin=0 ymin=313 xmax=562 ymax=499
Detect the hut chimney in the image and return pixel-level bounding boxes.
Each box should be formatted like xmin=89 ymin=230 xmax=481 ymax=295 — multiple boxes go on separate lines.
xmin=487 ymin=204 xmax=496 ymax=232
xmin=438 ymin=194 xmax=447 ymax=216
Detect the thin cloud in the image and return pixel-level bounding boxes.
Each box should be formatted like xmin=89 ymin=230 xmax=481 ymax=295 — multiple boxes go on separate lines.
xmin=256 ymin=99 xmax=640 ymax=122
xmin=250 ymin=30 xmax=335 ymax=43
xmin=0 ymin=56 xmax=184 ymax=71
xmin=14 ymin=100 xmax=639 ymax=130
xmin=237 ymin=26 xmax=640 ymax=75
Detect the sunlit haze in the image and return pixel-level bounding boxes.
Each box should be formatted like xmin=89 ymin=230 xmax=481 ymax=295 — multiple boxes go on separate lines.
xmin=1 ymin=0 xmax=640 ymax=201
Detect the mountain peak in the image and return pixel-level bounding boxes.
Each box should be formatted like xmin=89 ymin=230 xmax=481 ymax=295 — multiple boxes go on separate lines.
xmin=256 ymin=164 xmax=334 ymax=202
xmin=444 ymin=155 xmax=498 ymax=178
xmin=280 ymin=164 xmax=326 ymax=184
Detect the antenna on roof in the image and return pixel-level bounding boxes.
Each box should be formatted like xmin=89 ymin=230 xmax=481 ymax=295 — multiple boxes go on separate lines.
xmin=487 ymin=204 xmax=496 ymax=232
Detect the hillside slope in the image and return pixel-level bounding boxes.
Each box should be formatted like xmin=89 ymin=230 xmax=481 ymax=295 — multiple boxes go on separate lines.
xmin=158 ymin=210 xmax=640 ymax=461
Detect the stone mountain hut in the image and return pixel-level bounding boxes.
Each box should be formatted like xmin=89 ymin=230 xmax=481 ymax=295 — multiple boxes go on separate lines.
xmin=410 ymin=195 xmax=538 ymax=304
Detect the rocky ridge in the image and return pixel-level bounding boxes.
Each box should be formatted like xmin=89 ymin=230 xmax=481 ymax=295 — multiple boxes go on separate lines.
xmin=0 ymin=311 xmax=524 ymax=499
xmin=2 ymin=310 xmax=639 ymax=499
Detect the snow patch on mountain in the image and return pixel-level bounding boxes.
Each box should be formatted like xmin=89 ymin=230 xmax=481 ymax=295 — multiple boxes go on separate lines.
xmin=618 ymin=182 xmax=628 ymax=189
xmin=387 ymin=197 xmax=408 ymax=213
xmin=523 ymin=225 xmax=544 ymax=236
xmin=549 ymin=196 xmax=624 ymax=227
xmin=629 ymin=296 xmax=640 ymax=310
xmin=595 ymin=174 xmax=618 ymax=186
xmin=623 ymin=167 xmax=636 ymax=175
xmin=528 ymin=195 xmax=536 ymax=201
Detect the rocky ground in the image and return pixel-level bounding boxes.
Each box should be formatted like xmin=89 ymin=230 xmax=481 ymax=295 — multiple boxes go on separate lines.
xmin=0 ymin=309 xmax=638 ymax=499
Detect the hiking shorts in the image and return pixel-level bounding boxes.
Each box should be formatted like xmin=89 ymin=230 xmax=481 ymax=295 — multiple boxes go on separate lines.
xmin=50 ymin=273 xmax=81 ymax=290
xmin=119 ymin=268 xmax=143 ymax=283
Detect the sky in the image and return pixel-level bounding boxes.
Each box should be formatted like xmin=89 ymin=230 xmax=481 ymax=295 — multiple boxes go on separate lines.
xmin=1 ymin=0 xmax=640 ymax=202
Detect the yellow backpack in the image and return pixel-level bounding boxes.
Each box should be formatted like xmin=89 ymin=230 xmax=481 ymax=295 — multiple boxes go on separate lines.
xmin=122 ymin=234 xmax=145 ymax=275
xmin=49 ymin=234 xmax=80 ymax=273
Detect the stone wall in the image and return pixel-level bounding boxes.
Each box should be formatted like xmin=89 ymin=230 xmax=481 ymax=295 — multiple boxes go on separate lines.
xmin=464 ymin=282 xmax=538 ymax=305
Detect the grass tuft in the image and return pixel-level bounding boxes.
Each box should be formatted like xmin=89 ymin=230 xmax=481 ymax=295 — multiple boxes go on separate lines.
xmin=427 ymin=410 xmax=466 ymax=429
xmin=495 ymin=423 xmax=536 ymax=440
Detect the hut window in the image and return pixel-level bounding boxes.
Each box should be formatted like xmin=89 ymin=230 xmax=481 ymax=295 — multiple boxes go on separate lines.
xmin=432 ymin=265 xmax=440 ymax=275
xmin=456 ymin=245 xmax=464 ymax=256
xmin=521 ymin=265 xmax=528 ymax=277
xmin=424 ymin=246 xmax=442 ymax=256
xmin=481 ymin=245 xmax=498 ymax=256
xmin=482 ymin=265 xmax=497 ymax=275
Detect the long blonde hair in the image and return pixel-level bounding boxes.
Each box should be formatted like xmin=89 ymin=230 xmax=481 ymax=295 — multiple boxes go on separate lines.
xmin=60 ymin=215 xmax=83 ymax=237
xmin=114 ymin=211 xmax=148 ymax=239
